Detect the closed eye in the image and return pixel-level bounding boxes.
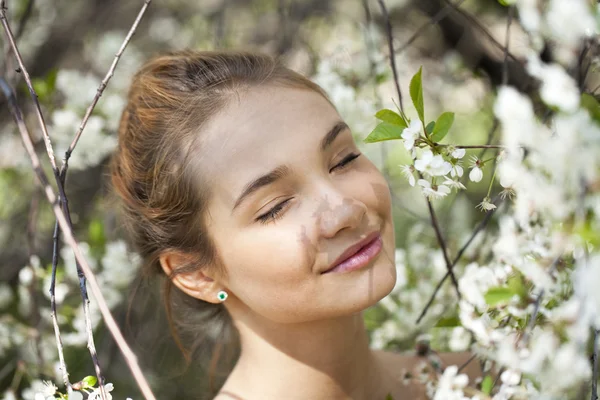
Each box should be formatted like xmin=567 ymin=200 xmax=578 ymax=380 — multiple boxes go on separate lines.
xmin=330 ymin=152 xmax=361 ymax=173
xmin=256 ymin=152 xmax=362 ymax=225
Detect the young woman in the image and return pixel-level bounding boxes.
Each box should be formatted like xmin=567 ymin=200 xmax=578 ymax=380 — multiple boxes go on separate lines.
xmin=110 ymin=50 xmax=478 ymax=400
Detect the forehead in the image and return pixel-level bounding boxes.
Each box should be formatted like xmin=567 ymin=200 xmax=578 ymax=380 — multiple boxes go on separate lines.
xmin=198 ymin=85 xmax=341 ymax=205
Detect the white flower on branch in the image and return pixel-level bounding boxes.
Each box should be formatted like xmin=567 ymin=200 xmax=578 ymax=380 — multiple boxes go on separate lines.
xmin=442 ymin=177 xmax=466 ymax=191
xmin=450 ymin=147 xmax=466 ymax=159
xmin=417 ymin=179 xmax=451 ymax=200
xmin=401 ymin=119 xmax=421 ymax=151
xmin=88 ymin=383 xmax=114 ymax=400
xmin=476 ymin=197 xmax=496 ymax=212
xmin=494 ymin=86 xmax=537 ymax=149
xmin=22 ymin=380 xmax=56 ymax=400
xmin=517 ymin=0 xmax=542 ymax=33
xmin=468 ymin=166 xmax=483 ymax=183
xmin=432 ymin=365 xmax=469 ymax=400
xmin=399 ymin=164 xmax=416 ymax=186
xmin=415 ymin=150 xmax=452 ymax=177
xmin=449 ymin=327 xmax=471 ymax=352
xmin=450 ymin=162 xmax=463 ymax=178
xmin=546 ymin=0 xmax=597 ymax=50
xmin=527 ymin=56 xmax=580 ymax=112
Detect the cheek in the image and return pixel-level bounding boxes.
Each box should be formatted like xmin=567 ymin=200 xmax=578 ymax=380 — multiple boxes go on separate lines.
xmin=220 ymin=229 xmax=315 ymax=306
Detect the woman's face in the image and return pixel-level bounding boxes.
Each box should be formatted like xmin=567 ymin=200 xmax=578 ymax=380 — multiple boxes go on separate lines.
xmin=198 ymin=85 xmax=396 ymax=324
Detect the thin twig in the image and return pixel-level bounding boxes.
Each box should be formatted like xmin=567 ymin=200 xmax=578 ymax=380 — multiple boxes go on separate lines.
xmin=451 ymin=144 xmax=509 ymax=149
xmin=376 ymin=0 xmax=404 ymax=114
xmin=58 ymin=2 xmax=151 ymax=393
xmin=395 ymin=0 xmax=467 ymax=54
xmin=14 ymin=0 xmax=35 ymax=40
xmin=502 ymin=6 xmax=514 ymax=87
xmin=442 ymin=0 xmax=520 ymax=64
xmin=0 ymin=1 xmax=58 ymax=170
xmin=0 ymin=78 xmax=157 ymax=400
xmin=426 ymin=198 xmax=461 ymax=299
xmin=64 ymin=0 xmax=150 ymax=163
xmin=0 ymin=1 xmax=110 ymax=395
xmin=519 ymin=257 xmax=559 ymax=347
xmin=49 ymin=219 xmax=72 ymax=394
xmin=416 ymin=196 xmax=502 ymax=324
xmin=592 ymin=329 xmax=599 ymax=400
xmin=457 ymin=353 xmax=477 ymax=373
xmin=363 ymin=0 xmax=425 ymax=222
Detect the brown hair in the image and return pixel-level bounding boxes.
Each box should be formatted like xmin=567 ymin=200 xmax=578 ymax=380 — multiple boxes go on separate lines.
xmin=109 ymin=49 xmax=330 ymax=392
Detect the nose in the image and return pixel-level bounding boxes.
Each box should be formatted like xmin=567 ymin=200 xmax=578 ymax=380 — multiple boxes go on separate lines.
xmin=314 ymin=188 xmax=368 ymax=239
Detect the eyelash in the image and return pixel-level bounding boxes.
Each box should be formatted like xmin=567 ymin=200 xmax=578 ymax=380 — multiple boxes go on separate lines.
xmin=256 ymin=152 xmax=362 ymax=225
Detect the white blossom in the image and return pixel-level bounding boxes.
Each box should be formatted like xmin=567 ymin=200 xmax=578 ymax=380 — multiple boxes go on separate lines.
xmin=450 ymin=162 xmax=464 ymax=178
xmin=399 ymin=164 xmax=416 ymax=186
xmin=450 ymin=148 xmax=466 ymax=159
xmin=476 ymin=197 xmax=496 ymax=212
xmin=443 ymin=177 xmax=466 ymax=191
xmin=414 ymin=150 xmax=452 ymax=177
xmin=449 ymin=327 xmax=471 ymax=352
xmin=545 ymin=0 xmax=596 ymax=50
xmin=432 ymin=365 xmax=470 ymax=400
xmin=417 ymin=179 xmax=451 ymax=200
xmin=469 ymin=166 xmax=483 ymax=183
xmin=401 ymin=119 xmax=421 ymax=151
xmin=88 ymin=383 xmax=114 ymax=400
xmin=527 ymin=56 xmax=580 ymax=112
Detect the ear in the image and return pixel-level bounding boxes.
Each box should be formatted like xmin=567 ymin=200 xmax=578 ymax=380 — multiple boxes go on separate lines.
xmin=159 ymin=252 xmax=224 ymax=304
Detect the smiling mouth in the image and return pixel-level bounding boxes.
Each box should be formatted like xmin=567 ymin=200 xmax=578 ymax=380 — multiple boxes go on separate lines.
xmin=322 ymin=231 xmax=383 ymax=274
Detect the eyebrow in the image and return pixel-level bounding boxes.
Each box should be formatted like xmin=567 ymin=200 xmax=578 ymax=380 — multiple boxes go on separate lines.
xmin=231 ymin=121 xmax=350 ymax=213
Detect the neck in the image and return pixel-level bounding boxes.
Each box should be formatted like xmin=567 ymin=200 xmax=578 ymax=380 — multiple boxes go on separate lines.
xmin=223 ymin=311 xmax=386 ymax=400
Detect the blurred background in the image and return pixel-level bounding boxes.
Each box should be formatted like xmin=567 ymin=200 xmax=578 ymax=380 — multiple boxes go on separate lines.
xmin=0 ymin=0 xmax=591 ymax=398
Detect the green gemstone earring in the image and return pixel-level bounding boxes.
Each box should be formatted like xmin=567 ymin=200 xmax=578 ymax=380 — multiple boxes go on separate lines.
xmin=217 ymin=290 xmax=228 ymax=302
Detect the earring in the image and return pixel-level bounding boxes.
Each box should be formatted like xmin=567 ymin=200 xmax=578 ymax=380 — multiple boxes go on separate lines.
xmin=217 ymin=290 xmax=228 ymax=302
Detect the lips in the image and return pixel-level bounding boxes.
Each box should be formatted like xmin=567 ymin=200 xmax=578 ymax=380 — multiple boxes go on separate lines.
xmin=323 ymin=231 xmax=381 ymax=273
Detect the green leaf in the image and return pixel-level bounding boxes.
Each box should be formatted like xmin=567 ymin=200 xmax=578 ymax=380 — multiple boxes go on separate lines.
xmin=363 ymin=122 xmax=403 ymax=143
xmin=481 ymin=375 xmax=493 ymax=395
xmin=434 ymin=315 xmax=460 ymax=327
xmin=425 ymin=121 xmax=435 ymax=135
xmin=82 ymin=375 xmax=97 ymax=388
xmin=375 ymin=109 xmax=407 ymax=128
xmin=431 ymin=112 xmax=455 ymax=142
xmin=581 ymin=93 xmax=600 ymax=123
xmin=484 ymin=286 xmax=516 ymax=306
xmin=385 ymin=394 xmax=395 ymax=400
xmin=409 ymin=66 xmax=424 ymax=123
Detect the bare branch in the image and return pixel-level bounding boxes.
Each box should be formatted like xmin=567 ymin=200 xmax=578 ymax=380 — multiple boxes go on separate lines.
xmin=502 ymin=6 xmax=514 ymax=87
xmin=426 ymin=198 xmax=461 ymax=299
xmin=50 ymin=220 xmax=72 ymax=394
xmin=376 ymin=0 xmax=405 ymax=115
xmin=416 ymin=196 xmax=502 ymax=324
xmin=0 ymin=78 xmax=157 ymax=400
xmin=64 ymin=0 xmax=151 ymax=164
xmin=592 ymin=329 xmax=599 ymax=400
xmin=396 ymin=0 xmax=466 ymax=54
xmin=0 ymin=2 xmax=57 ymax=170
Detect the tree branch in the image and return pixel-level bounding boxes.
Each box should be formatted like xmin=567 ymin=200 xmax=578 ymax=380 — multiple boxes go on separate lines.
xmin=376 ymin=0 xmax=404 ymax=115
xmin=416 ymin=196 xmax=502 ymax=324
xmin=0 ymin=77 xmax=157 ymax=400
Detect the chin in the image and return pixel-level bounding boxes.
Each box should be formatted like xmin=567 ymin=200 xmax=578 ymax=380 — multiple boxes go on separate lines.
xmin=329 ymin=251 xmax=397 ymax=316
